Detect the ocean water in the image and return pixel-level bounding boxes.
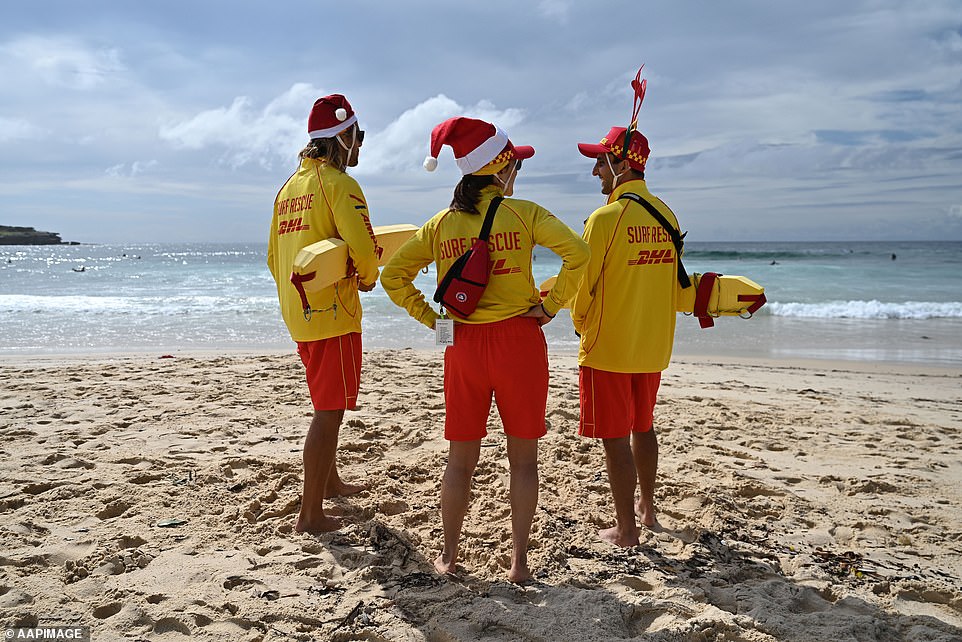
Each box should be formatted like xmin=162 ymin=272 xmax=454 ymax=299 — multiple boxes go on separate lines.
xmin=2 ymin=241 xmax=961 ymax=367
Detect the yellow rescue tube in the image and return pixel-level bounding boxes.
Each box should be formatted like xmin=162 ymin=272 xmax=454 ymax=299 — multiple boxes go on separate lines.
xmin=538 ymin=275 xmax=563 ymax=306
xmin=678 ymin=272 xmax=766 ymax=328
xmin=538 ymin=272 xmax=766 ymax=327
xmin=293 ymin=224 xmax=418 ymax=293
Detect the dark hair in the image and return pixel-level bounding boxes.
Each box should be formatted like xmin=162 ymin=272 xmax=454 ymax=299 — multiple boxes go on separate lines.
xmin=298 ymin=125 xmax=355 ymax=171
xmin=605 ymin=152 xmax=645 ymax=180
xmin=449 ymin=174 xmax=496 ymax=214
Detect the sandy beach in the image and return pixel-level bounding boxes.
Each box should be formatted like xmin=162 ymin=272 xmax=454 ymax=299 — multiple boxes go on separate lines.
xmin=1 ymin=349 xmax=960 ymax=641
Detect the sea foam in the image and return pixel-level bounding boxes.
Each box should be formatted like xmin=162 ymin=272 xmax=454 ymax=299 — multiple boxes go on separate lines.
xmin=766 ymin=300 xmax=962 ymax=319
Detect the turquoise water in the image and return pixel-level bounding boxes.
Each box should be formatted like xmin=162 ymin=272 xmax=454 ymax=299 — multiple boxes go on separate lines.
xmin=2 ymin=241 xmax=960 ymax=366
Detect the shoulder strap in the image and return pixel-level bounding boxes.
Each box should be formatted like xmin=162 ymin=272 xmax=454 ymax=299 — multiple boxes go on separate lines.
xmin=618 ymin=192 xmax=692 ymax=289
xmin=479 ymin=196 xmax=502 ymax=241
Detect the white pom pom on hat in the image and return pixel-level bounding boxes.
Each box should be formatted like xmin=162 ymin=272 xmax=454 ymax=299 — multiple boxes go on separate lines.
xmin=423 ymin=156 xmax=438 ymax=172
xmin=335 ymin=107 xmax=348 ymax=122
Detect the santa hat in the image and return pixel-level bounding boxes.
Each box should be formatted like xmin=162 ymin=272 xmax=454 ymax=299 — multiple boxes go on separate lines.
xmin=577 ymin=65 xmax=651 ymax=172
xmin=423 ymin=117 xmax=534 ymax=175
xmin=308 ymin=94 xmax=357 ymax=139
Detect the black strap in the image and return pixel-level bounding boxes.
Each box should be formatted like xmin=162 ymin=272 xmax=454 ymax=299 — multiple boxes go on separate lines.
xmin=479 ymin=196 xmax=502 ymax=241
xmin=619 ymin=192 xmax=691 ymax=289
xmin=619 ymin=127 xmax=634 ymax=162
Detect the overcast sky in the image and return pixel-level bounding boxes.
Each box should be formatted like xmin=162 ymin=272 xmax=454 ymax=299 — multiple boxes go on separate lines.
xmin=2 ymin=1 xmax=960 ymax=243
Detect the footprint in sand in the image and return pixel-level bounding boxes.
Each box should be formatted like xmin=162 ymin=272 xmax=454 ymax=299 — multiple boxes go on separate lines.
xmin=0 ymin=588 xmax=35 ymax=609
xmin=92 ymin=602 xmax=123 ymax=619
xmin=21 ymin=481 xmax=64 ymax=495
xmin=96 ymin=500 xmax=133 ymax=520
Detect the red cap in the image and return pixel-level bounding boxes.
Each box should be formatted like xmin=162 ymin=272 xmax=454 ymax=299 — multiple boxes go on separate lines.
xmin=423 ymin=116 xmax=534 ymax=175
xmin=308 ymin=94 xmax=357 ymax=139
xmin=578 ymin=126 xmax=650 ymax=172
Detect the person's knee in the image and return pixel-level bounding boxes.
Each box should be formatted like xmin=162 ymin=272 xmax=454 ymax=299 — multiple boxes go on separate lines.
xmin=508 ymin=456 xmax=538 ymax=478
xmin=444 ymin=453 xmax=479 ymax=481
xmin=602 ymin=436 xmax=630 ymax=453
xmin=444 ymin=461 xmax=476 ymax=484
xmin=632 ymin=429 xmax=657 ymax=447
xmin=506 ymin=438 xmax=538 ymax=469
xmin=311 ymin=409 xmax=344 ymax=430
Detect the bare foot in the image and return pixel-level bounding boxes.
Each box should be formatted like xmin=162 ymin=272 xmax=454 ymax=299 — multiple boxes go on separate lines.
xmin=635 ymin=502 xmax=658 ymax=528
xmin=434 ymin=552 xmax=458 ymax=576
xmin=507 ymin=563 xmax=532 ymax=584
xmin=294 ymin=513 xmax=341 ymax=534
xmin=325 ymin=480 xmax=368 ymax=498
xmin=599 ymin=526 xmax=640 ymax=547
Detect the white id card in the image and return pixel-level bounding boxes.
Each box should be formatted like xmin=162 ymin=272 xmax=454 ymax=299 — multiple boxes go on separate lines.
xmin=435 ymin=318 xmax=455 ymax=347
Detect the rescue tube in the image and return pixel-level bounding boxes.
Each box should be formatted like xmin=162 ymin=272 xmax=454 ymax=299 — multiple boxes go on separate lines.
xmin=292 ymin=223 xmax=418 ymax=293
xmin=677 ymin=272 xmax=766 ymax=328
xmin=538 ymin=272 xmax=766 ymax=328
xmin=538 ymin=275 xmax=563 ymax=305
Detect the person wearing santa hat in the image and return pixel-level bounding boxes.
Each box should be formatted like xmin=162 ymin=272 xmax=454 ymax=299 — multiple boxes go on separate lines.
xmin=572 ymin=67 xmax=687 ymax=547
xmin=380 ymin=116 xmax=588 ymax=583
xmin=267 ymin=94 xmax=379 ymax=534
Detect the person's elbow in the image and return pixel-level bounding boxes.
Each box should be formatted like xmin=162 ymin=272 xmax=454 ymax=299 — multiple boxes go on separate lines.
xmin=354 ymin=251 xmax=379 ymax=282
xmin=379 ymin=263 xmax=401 ymax=295
xmin=570 ymin=238 xmax=590 ymax=270
xmin=360 ymin=264 xmax=380 ymax=287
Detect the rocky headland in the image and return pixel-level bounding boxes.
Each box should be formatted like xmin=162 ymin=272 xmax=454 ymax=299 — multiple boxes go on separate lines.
xmin=0 ymin=225 xmax=77 ymax=245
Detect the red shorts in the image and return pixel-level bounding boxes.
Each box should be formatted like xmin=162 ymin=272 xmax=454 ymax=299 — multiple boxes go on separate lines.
xmin=579 ymin=367 xmax=661 ymax=439
xmin=297 ymin=333 xmax=362 ymax=411
xmin=443 ymin=316 xmax=548 ymax=441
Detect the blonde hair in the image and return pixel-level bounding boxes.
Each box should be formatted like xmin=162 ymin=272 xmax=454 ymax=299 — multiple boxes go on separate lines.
xmin=298 ymin=127 xmax=353 ymax=171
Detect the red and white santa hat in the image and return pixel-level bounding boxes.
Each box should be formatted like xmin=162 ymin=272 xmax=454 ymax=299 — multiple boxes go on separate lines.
xmin=423 ymin=117 xmax=534 ymax=175
xmin=307 ymin=94 xmax=357 ymax=139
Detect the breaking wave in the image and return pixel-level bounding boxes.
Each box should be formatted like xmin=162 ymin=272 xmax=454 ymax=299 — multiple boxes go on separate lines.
xmin=766 ymin=300 xmax=962 ymax=319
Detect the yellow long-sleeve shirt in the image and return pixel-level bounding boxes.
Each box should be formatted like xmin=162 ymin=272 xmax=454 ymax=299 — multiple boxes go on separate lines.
xmin=571 ymin=180 xmax=681 ymax=373
xmin=381 ymin=186 xmax=589 ymax=328
xmin=267 ymin=158 xmax=379 ymax=342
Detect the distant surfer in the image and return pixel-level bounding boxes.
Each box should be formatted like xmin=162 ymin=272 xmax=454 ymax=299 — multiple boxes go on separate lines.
xmin=891 ymin=253 xmax=897 ymax=261
xmin=72 ymin=265 xmax=85 ymax=272
xmin=267 ymin=94 xmax=379 ymax=534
